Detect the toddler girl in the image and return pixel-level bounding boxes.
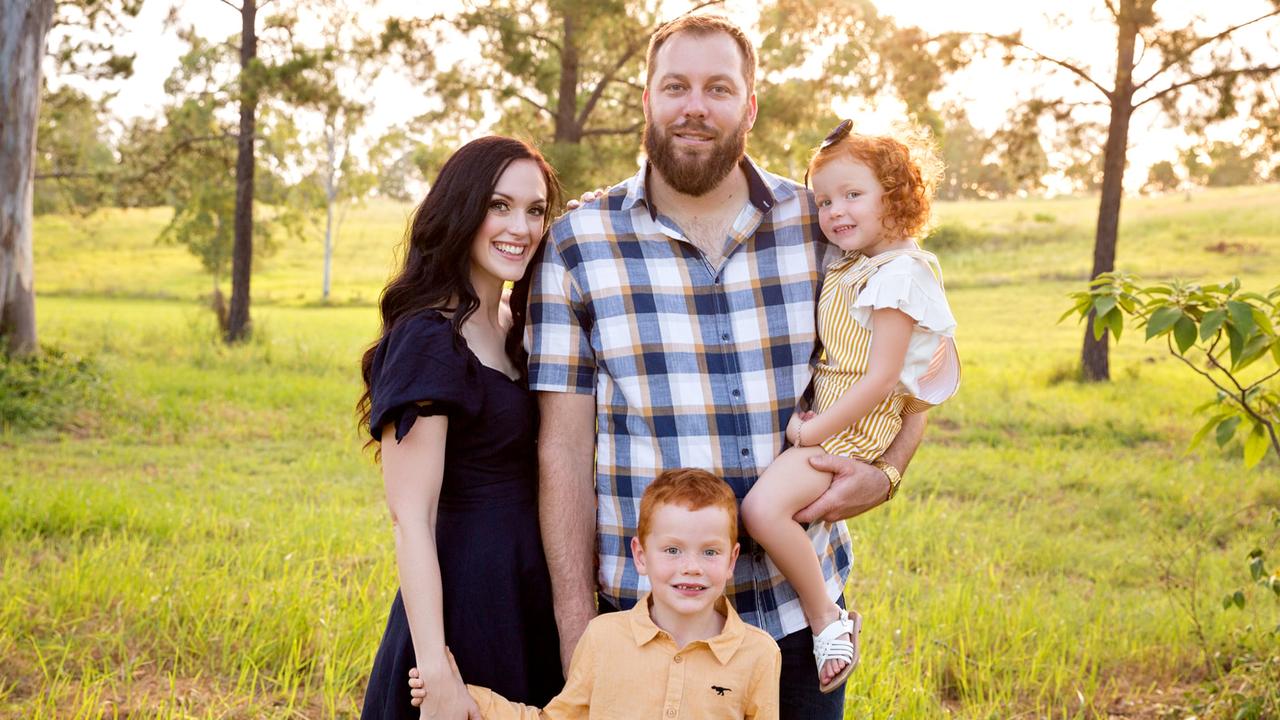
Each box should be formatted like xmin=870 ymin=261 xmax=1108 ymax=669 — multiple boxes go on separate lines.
xmin=741 ymin=120 xmax=959 ymax=693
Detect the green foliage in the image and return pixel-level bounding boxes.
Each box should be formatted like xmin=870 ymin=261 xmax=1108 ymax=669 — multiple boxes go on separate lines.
xmin=48 ymin=0 xmax=144 ymax=80
xmin=384 ymin=0 xmax=656 ymax=193
xmin=1182 ymin=141 xmax=1263 ymax=188
xmin=924 ymin=217 xmax=1077 ymax=253
xmin=367 ymin=127 xmax=454 ymax=201
xmin=1065 ymin=273 xmax=1280 ymax=468
xmin=1204 ymin=141 xmax=1262 ymax=188
xmin=9 ymin=187 xmax=1280 ymax=715
xmin=1196 ymin=514 xmax=1280 ymax=720
xmin=396 ymin=1 xmax=972 ymax=193
xmin=936 ymin=105 xmax=1061 ymax=200
xmin=137 ymin=30 xmax=314 ymax=289
xmin=0 ymin=345 xmax=107 ymax=433
xmin=1145 ymin=159 xmax=1181 ymax=193
xmin=33 ymin=85 xmax=117 ymax=214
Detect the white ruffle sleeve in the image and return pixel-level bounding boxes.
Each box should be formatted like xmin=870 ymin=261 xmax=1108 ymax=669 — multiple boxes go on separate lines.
xmin=849 ymin=255 xmax=960 ymax=407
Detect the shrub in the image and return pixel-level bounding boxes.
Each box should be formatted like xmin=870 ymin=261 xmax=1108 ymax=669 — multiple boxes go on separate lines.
xmin=0 ymin=345 xmax=108 ymax=433
xmin=924 ymin=219 xmax=1077 ymax=252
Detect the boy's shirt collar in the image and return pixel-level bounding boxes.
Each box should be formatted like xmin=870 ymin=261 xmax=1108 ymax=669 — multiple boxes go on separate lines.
xmin=627 ymin=592 xmax=748 ymax=665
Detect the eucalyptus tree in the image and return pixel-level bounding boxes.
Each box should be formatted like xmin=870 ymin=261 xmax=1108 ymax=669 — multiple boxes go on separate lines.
xmin=302 ymin=1 xmax=386 ymax=302
xmin=1 ymin=0 xmax=140 ymax=356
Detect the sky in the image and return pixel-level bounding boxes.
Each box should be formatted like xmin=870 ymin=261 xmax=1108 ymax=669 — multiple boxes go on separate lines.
xmin=60 ymin=0 xmax=1280 ymax=193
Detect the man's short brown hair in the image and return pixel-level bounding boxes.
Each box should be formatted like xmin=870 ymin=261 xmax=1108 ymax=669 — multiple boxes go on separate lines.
xmin=645 ymin=13 xmax=757 ymax=93
xmin=636 ymin=468 xmax=739 ymax=546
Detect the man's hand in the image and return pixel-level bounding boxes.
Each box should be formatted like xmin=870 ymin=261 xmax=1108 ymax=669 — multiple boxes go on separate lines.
xmin=793 ymin=454 xmax=890 ymax=524
xmin=564 ymin=188 xmax=606 ymax=212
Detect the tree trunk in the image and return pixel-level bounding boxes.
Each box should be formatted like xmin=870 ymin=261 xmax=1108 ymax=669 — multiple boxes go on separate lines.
xmin=226 ymin=0 xmax=257 ymax=343
xmin=323 ymin=125 xmax=336 ymax=302
xmin=1081 ymin=0 xmax=1139 ymax=382
xmin=0 ymin=0 xmax=55 ymax=357
xmin=553 ymin=15 xmax=581 ymax=143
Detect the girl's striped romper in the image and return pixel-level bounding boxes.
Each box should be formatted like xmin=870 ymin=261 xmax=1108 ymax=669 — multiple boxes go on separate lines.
xmin=810 ymin=247 xmax=961 ymax=460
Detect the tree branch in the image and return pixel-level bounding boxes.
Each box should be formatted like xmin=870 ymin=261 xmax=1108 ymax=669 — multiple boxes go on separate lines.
xmin=35 ymin=133 xmax=235 ymax=183
xmin=576 ymin=36 xmax=648 ymax=129
xmin=513 ymin=92 xmax=553 ymax=118
xmin=571 ymin=0 xmax=724 ymax=129
xmin=582 ymin=122 xmax=644 ymax=137
xmin=659 ymin=0 xmax=725 ymax=25
xmin=977 ymin=32 xmax=1112 ymax=100
xmin=467 ymin=8 xmax=562 ymax=52
xmin=216 ymin=0 xmax=242 ymax=12
xmin=1196 ymin=335 xmax=1278 ymax=436
xmin=1133 ymin=10 xmax=1280 ymax=92
xmin=1134 ymin=63 xmax=1280 ymax=108
xmin=1169 ymin=337 xmax=1239 ymax=410
xmin=1102 ymin=0 xmax=1119 ymax=20
xmin=1247 ymin=365 xmax=1280 ymax=392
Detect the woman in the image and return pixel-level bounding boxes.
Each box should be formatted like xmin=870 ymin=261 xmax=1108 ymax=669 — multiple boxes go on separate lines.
xmin=358 ymin=136 xmax=564 ymax=719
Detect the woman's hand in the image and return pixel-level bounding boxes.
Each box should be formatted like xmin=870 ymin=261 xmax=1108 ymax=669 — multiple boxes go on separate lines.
xmin=409 ymin=656 xmax=480 ymax=719
xmin=786 ymin=410 xmax=816 ymax=446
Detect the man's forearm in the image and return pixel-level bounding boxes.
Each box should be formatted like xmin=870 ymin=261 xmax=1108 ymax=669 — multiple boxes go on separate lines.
xmin=536 ymin=392 xmax=598 ymax=644
xmin=881 ymin=411 xmax=927 ymax=475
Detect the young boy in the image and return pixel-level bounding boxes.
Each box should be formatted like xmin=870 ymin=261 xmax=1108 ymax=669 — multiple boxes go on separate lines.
xmin=411 ymin=468 xmax=781 ymax=719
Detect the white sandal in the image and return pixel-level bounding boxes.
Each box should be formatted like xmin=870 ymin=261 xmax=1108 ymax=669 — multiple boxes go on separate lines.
xmin=813 ymin=608 xmax=862 ymax=694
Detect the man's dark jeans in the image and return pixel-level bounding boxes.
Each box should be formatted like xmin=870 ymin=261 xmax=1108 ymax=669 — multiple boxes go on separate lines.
xmin=776 ymin=624 xmax=846 ymax=719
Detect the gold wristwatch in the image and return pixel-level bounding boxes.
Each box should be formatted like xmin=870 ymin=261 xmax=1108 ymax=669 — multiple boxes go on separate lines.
xmin=871 ymin=458 xmax=902 ymax=501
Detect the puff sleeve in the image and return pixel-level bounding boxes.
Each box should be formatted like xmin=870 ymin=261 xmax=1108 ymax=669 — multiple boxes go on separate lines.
xmin=850 ymin=255 xmax=957 ymax=335
xmin=852 ymin=255 xmax=960 ymax=408
xmin=367 ymin=310 xmax=482 ymax=443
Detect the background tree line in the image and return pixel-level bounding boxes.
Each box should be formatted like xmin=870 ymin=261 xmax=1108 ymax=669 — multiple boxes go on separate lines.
xmin=4 ymin=0 xmax=1279 ymax=378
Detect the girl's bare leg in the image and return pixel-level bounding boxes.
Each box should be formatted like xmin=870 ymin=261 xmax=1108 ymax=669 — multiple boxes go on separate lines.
xmin=741 ymin=446 xmax=849 ymax=684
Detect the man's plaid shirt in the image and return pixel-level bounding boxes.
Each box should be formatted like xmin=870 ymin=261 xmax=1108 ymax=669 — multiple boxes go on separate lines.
xmin=528 ymin=157 xmax=851 ymax=640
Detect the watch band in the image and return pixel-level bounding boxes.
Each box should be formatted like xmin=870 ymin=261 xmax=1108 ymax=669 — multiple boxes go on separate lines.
xmin=872 ymin=459 xmax=902 ymax=500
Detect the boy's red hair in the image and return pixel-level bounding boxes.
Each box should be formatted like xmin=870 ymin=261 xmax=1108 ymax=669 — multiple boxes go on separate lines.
xmin=637 ymin=468 xmax=739 ymax=546
xmin=808 ymin=127 xmax=944 ymax=241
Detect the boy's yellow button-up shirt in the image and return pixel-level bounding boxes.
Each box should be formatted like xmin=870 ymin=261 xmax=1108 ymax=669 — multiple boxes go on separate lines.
xmin=468 ymin=594 xmax=781 ymax=720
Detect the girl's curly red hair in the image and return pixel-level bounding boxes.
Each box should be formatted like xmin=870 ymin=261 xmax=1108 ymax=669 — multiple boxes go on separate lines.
xmin=808 ymin=124 xmax=944 ymax=241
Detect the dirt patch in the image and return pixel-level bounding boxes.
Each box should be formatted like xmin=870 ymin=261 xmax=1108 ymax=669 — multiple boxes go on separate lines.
xmin=1204 ymin=241 xmax=1264 ymax=255
xmin=1093 ymin=664 xmax=1211 ymax=719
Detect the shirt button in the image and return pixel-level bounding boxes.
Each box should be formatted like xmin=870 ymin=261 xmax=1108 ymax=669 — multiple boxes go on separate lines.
xmin=732 ymin=389 xmax=740 ymax=398
xmin=741 ymin=448 xmax=750 ymax=456
xmin=666 ymin=710 xmax=676 ymax=718
xmin=673 ymin=655 xmax=683 ymax=664
xmin=721 ymin=333 xmax=730 ymax=341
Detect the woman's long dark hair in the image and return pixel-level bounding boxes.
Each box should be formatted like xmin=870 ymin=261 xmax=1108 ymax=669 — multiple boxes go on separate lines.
xmin=357 ymin=136 xmax=562 ymax=438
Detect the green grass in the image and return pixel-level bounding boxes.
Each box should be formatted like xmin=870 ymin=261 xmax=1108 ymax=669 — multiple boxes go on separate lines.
xmin=5 ymin=185 xmax=1280 ymax=718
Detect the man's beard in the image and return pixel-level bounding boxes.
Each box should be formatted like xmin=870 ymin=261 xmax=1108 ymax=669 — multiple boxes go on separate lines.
xmin=644 ymin=113 xmax=750 ymax=197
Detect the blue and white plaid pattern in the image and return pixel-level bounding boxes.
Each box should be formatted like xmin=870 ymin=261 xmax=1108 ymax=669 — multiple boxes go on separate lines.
xmin=528 ymin=158 xmax=852 ymax=639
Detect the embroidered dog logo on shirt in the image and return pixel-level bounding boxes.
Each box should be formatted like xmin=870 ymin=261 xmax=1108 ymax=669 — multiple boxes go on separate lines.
xmin=711 ymin=685 xmax=731 ymax=696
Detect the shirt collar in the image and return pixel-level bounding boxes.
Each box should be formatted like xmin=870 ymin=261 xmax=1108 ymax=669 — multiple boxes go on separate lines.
xmin=621 ymin=156 xmax=796 ymax=222
xmin=627 ymin=592 xmax=749 ymax=665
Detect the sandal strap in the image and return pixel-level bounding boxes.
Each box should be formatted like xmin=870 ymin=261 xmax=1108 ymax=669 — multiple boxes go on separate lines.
xmin=813 ymin=609 xmax=854 ymax=644
xmin=812 ymin=609 xmax=857 ymax=668
xmin=814 ymin=637 xmax=856 ymax=663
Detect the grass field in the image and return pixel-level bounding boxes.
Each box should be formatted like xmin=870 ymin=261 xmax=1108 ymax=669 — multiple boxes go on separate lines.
xmin=3 ymin=185 xmax=1279 ymax=718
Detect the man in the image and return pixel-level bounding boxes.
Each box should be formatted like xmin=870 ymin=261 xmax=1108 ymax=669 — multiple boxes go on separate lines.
xmin=528 ymin=13 xmax=926 ymax=718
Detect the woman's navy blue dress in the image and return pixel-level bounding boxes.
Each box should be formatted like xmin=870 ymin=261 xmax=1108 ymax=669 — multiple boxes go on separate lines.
xmin=360 ymin=310 xmax=563 ymax=718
